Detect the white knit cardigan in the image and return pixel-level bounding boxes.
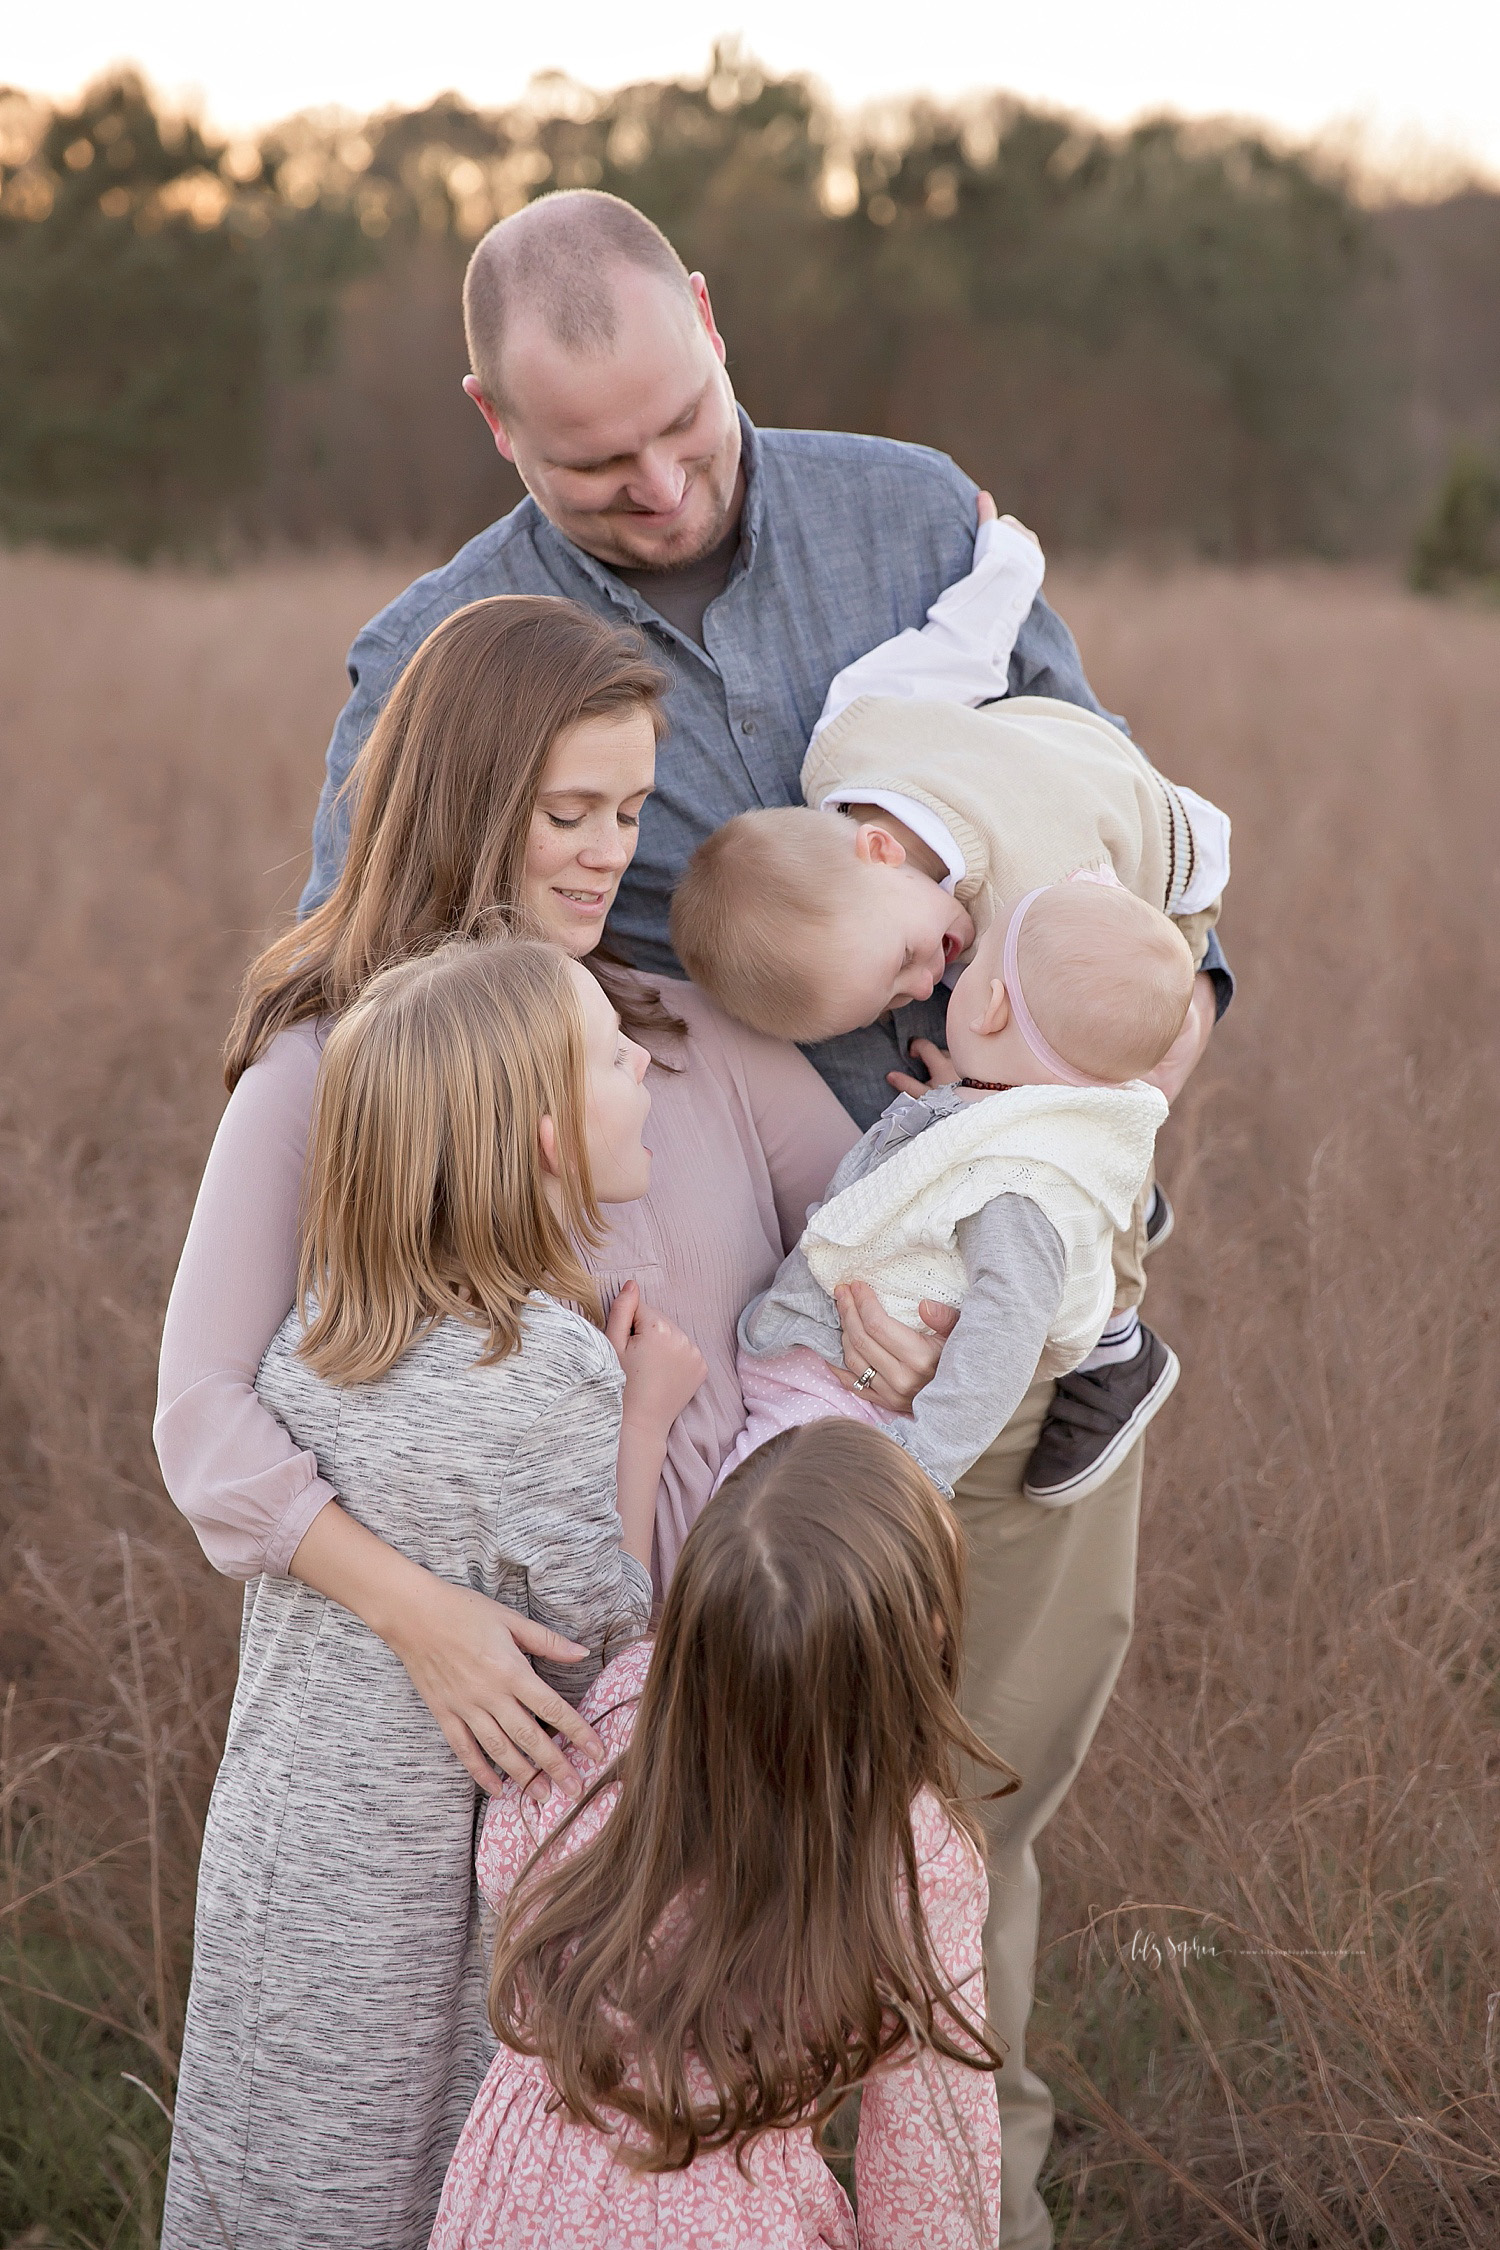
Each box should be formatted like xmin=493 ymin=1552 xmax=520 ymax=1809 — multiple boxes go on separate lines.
xmin=802 ymin=1082 xmax=1168 ymax=1378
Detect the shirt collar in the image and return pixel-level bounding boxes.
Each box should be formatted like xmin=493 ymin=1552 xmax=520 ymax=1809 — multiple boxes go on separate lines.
xmin=735 ymin=406 xmax=764 ymax=562
xmin=817 ymin=788 xmax=968 ymax=893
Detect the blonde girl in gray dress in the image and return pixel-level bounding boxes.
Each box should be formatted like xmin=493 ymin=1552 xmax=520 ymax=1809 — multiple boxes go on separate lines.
xmin=162 ymin=938 xmax=706 ymax=2250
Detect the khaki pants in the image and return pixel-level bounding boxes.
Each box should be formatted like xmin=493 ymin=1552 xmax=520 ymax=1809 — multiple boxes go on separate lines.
xmin=1111 ymin=1162 xmax=1154 ymax=1314
xmin=953 ymin=1374 xmax=1144 ymax=2250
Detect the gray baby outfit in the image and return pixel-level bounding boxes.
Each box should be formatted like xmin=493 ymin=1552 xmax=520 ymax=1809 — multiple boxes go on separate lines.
xmin=162 ymin=1297 xmax=652 ymax=2250
xmin=741 ymin=1086 xmax=1067 ymax=1495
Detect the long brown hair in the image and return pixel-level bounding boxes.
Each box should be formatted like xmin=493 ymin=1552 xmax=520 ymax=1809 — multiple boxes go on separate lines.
xmin=225 ymin=594 xmax=676 ymax=1089
xmin=296 ymin=939 xmax=602 ymax=1386
xmin=489 ymin=1421 xmax=1018 ymax=2174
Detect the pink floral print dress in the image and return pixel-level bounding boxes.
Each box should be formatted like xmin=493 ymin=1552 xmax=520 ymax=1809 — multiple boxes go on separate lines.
xmin=429 ymin=1643 xmax=1001 ymax=2250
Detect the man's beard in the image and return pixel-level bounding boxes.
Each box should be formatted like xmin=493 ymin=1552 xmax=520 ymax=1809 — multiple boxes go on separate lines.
xmin=583 ymin=449 xmax=743 ymax=574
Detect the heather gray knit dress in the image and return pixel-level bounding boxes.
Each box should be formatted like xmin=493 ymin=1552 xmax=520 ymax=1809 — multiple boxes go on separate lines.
xmin=161 ymin=1297 xmax=652 ymax=2250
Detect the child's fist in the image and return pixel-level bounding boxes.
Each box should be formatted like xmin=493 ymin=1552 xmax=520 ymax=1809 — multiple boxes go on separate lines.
xmin=977 ymin=493 xmax=1040 ymax=548
xmin=606 ymin=1281 xmax=707 ymax=1431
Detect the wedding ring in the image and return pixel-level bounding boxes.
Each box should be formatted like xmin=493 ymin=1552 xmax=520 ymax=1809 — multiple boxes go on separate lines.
xmin=854 ymin=1366 xmax=878 ymax=1393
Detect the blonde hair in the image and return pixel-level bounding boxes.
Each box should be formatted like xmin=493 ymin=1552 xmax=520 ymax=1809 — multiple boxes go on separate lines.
xmin=1018 ymin=882 xmax=1195 ymax=1082
xmin=670 ymin=806 xmax=859 ymax=1039
xmin=296 ymin=940 xmax=602 ymax=1388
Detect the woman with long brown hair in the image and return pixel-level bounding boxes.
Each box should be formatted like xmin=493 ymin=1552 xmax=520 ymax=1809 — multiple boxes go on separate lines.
xmin=155 ymin=592 xmax=947 ymax=1792
xmin=432 ymin=1419 xmax=1011 ymax=2249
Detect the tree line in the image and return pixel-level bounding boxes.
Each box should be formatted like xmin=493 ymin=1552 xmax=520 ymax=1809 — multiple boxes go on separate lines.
xmin=0 ymin=49 xmax=1495 ymax=563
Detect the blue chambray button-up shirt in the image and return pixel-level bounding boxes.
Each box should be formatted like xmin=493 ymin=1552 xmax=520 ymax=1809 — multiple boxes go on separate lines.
xmin=303 ymin=410 xmax=1229 ymax=1127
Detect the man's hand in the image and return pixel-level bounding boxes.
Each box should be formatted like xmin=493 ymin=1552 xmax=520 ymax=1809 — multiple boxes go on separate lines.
xmin=1147 ymin=971 xmax=1217 ymax=1105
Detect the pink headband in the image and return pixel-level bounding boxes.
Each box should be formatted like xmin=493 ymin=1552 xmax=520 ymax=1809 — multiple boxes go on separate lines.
xmin=1001 ymin=867 xmax=1122 ymax=1089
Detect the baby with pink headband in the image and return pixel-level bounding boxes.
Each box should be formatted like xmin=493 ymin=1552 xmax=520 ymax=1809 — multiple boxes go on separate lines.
xmin=675 ymin=505 xmax=1230 ymax=1501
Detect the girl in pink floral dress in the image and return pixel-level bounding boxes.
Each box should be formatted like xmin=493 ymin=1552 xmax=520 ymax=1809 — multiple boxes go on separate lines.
xmin=431 ymin=1419 xmax=1014 ymax=2249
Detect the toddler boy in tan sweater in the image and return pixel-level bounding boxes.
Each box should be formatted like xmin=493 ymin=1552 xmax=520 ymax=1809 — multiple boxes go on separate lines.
xmin=671 ymin=505 xmax=1231 ymax=1500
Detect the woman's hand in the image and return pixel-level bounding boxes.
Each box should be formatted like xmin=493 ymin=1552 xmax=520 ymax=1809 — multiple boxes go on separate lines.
xmin=607 ymin=1280 xmax=708 ymax=1435
xmin=289 ymin=1500 xmax=604 ymax=1799
xmin=887 ymin=1037 xmax=962 ymax=1100
xmin=384 ymin=1576 xmax=607 ymax=1798
xmin=832 ymin=1281 xmax=960 ymax=1414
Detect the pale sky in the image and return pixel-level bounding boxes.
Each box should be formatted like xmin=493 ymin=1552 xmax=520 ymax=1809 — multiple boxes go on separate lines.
xmin=9 ymin=0 xmax=1500 ymax=184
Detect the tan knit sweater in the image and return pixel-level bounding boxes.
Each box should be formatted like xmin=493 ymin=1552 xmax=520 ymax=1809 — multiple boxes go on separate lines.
xmin=802 ymin=693 xmax=1219 ymax=962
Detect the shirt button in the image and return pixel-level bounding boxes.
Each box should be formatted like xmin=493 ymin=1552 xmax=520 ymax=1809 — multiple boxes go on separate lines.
xmin=740 ymin=716 xmax=756 ymax=736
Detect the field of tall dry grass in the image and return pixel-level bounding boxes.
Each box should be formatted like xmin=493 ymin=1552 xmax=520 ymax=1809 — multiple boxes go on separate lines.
xmin=1 ymin=544 xmax=1497 ymax=2248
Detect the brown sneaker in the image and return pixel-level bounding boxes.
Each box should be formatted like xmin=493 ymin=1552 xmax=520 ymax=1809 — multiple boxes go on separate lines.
xmin=1022 ymin=1327 xmax=1180 ymax=1504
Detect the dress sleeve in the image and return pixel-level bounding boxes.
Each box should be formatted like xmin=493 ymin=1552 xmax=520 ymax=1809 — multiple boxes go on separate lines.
xmin=687 ymin=994 xmax=861 ymax=1252
xmin=855 ymin=1819 xmax=1002 ymax=2250
xmin=153 ymin=1029 xmax=334 ymax=1580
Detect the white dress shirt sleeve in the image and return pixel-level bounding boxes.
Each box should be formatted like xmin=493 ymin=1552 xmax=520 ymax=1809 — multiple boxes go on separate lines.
xmin=809 ymin=514 xmax=1048 ymax=742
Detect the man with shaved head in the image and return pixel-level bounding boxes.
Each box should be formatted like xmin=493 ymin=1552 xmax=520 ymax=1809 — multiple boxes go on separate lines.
xmin=457 ymin=192 xmax=737 ymax=576
xmin=301 ymin=189 xmax=1228 ymax=2250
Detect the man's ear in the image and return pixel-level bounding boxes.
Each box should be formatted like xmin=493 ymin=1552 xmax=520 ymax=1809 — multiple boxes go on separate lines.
xmin=537 ymin=1114 xmax=560 ymax=1178
xmin=853 ymin=822 xmax=907 ymax=870
xmin=463 ymin=375 xmax=516 ymax=462
xmin=689 ymin=272 xmax=728 ymax=366
xmin=972 ymin=979 xmax=1012 ymax=1037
